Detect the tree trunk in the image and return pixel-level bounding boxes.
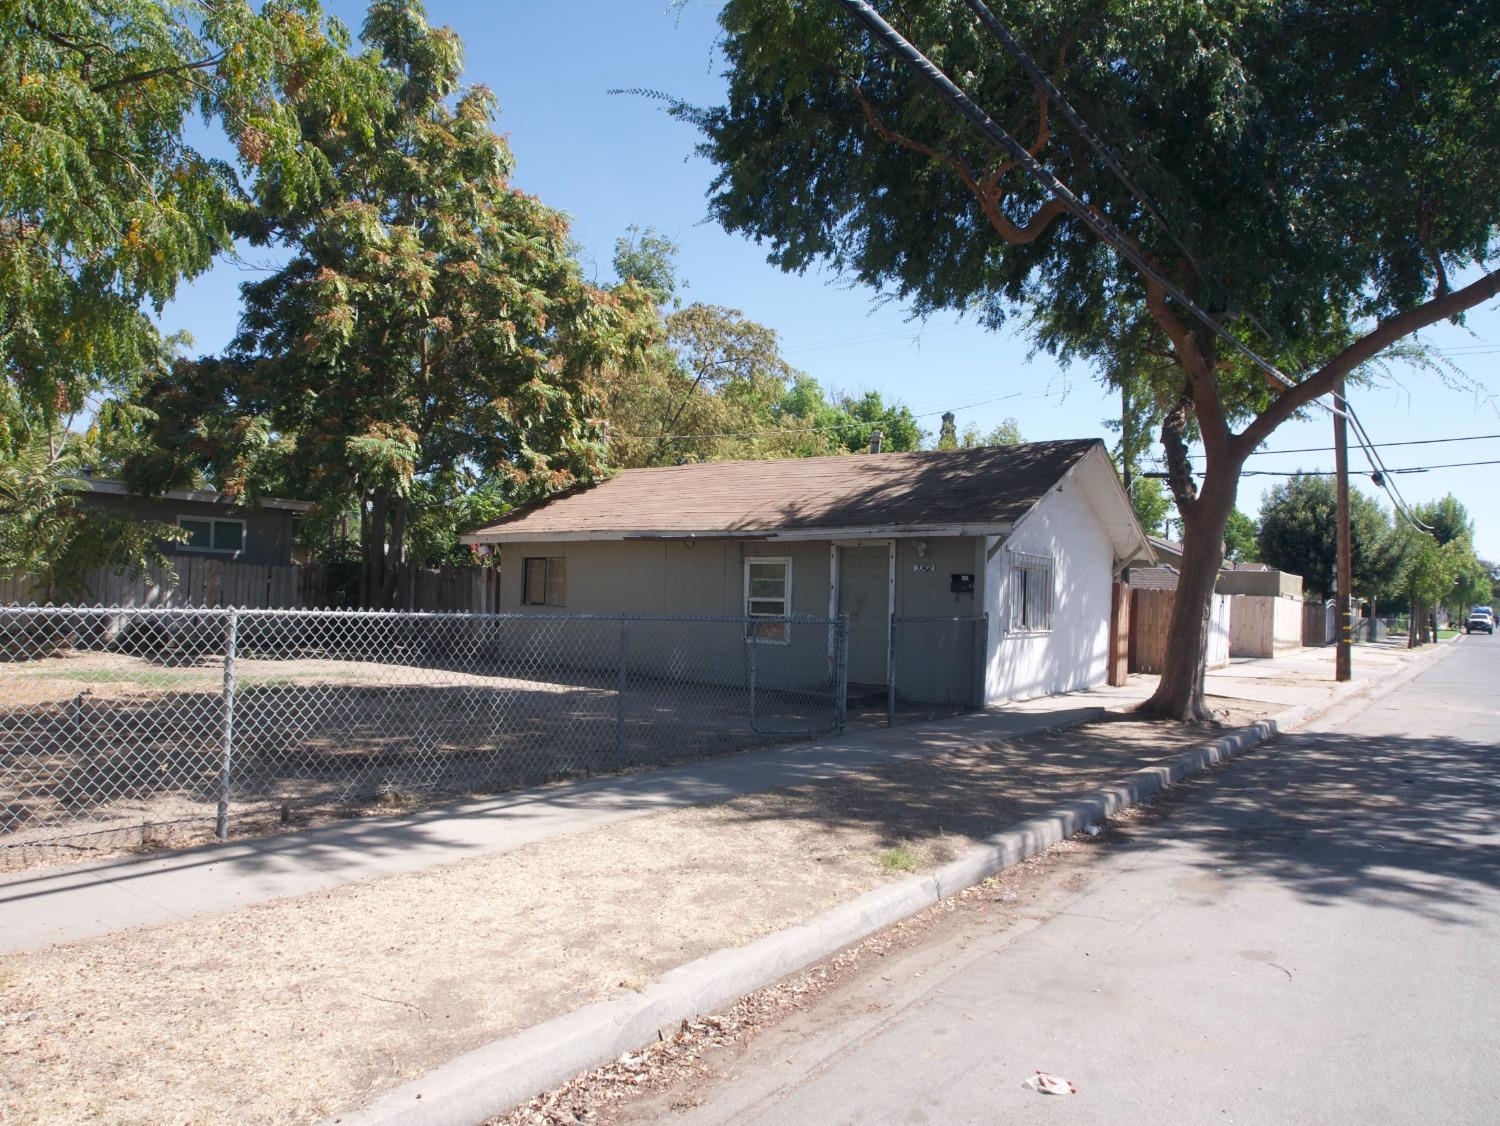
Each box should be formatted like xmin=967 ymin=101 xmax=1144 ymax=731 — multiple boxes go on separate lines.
xmin=376 ymin=496 xmax=410 ymax=609
xmin=362 ymin=488 xmax=388 ymax=609
xmin=1139 ymin=472 xmax=1238 ymax=723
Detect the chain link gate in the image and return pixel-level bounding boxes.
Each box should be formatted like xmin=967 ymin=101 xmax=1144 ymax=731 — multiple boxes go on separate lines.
xmin=0 ymin=606 xmax=849 ymax=865
xmin=886 ymin=614 xmax=989 ymax=725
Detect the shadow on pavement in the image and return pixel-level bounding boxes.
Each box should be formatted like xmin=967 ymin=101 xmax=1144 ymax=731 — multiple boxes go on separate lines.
xmin=1126 ymin=727 xmax=1500 ymax=924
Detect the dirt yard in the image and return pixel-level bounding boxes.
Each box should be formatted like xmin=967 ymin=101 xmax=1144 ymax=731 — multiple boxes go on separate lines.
xmin=0 ymin=649 xmax=839 ymax=864
xmin=0 ymin=702 xmax=1273 ymax=1126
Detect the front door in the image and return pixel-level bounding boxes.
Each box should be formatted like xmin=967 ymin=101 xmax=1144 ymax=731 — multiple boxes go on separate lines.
xmin=838 ymin=545 xmax=890 ymax=686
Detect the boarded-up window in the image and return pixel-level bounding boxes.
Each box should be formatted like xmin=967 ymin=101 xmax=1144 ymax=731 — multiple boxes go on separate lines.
xmin=744 ymin=557 xmax=791 ymax=643
xmin=523 ymin=557 xmax=566 ymax=606
xmin=1010 ymin=552 xmax=1054 ymax=633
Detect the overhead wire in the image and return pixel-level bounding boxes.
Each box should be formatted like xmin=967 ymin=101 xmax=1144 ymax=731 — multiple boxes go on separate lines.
xmin=951 ymin=0 xmax=1443 ymax=533
xmin=959 ymin=0 xmax=1207 ymax=285
xmin=830 ymin=0 xmax=1342 ymax=415
xmin=1185 ymin=432 xmax=1500 ymax=459
xmin=1150 ymin=458 xmax=1500 ymax=478
xmin=836 ymin=1 xmax=1455 ymax=533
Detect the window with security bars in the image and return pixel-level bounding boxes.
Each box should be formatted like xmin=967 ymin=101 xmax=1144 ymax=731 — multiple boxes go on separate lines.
xmin=1010 ymin=552 xmax=1054 ymax=633
xmin=523 ymin=557 xmax=567 ymax=606
xmin=744 ymin=557 xmax=791 ymax=643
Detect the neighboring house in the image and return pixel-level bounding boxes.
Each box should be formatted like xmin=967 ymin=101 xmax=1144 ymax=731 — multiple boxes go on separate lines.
xmin=75 ymin=478 xmax=313 ymax=568
xmin=461 ymin=439 xmax=1151 ymax=706
xmin=1136 ymin=536 xmax=1305 ymax=599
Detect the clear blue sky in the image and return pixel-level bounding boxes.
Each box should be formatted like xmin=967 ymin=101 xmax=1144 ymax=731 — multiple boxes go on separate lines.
xmin=157 ymin=0 xmax=1500 ymax=561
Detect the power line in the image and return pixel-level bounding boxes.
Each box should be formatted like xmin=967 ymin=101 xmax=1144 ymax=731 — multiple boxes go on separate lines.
xmin=955 ymin=3 xmax=1436 ymax=532
xmin=960 ymin=0 xmax=1207 ymax=284
xmin=833 ymin=2 xmax=1473 ymax=539
xmin=1344 ymin=404 xmax=1434 ymax=531
xmin=1185 ymin=432 xmax=1500 ymax=459
xmin=1146 ymin=457 xmax=1500 ymax=478
xmin=964 ymin=2 xmax=1440 ymax=535
xmin=832 ymin=0 xmax=1346 ymax=417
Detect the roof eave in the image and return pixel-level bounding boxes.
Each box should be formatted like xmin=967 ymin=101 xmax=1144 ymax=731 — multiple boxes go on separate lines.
xmin=79 ymin=478 xmax=314 ymax=512
xmin=459 ymin=521 xmax=1016 ymax=546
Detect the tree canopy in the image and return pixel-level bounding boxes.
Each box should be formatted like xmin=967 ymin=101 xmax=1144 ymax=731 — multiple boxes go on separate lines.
xmin=600 ymin=227 xmax=925 ymax=467
xmin=127 ymin=0 xmax=652 ymax=603
xmin=1 ymin=0 xmax=378 ymax=436
xmin=1255 ymin=475 xmax=1391 ymax=600
xmin=681 ymin=0 xmax=1500 ymax=718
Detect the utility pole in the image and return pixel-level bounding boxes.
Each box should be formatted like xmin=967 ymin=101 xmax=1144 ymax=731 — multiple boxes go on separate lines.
xmin=1120 ymin=383 xmax=1134 ymax=583
xmin=1334 ymin=377 xmax=1353 ymax=681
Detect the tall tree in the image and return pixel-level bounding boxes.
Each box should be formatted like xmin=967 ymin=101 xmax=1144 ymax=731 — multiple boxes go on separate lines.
xmin=133 ymin=1 xmax=651 ymax=604
xmin=679 ymin=0 xmax=1500 ymax=719
xmin=1222 ymin=509 xmax=1258 ymax=565
xmin=1255 ymin=474 xmax=1389 ymax=600
xmin=2 ymin=0 xmax=375 ymax=433
xmin=936 ymin=411 xmax=958 ymax=450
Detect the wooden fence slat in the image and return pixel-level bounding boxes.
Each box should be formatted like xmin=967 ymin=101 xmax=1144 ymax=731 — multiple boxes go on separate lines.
xmin=6 ymin=559 xmax=499 ymax=611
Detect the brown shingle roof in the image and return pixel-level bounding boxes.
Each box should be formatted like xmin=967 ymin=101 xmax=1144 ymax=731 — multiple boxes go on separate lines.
xmin=465 ymin=439 xmax=1102 ymax=541
xmin=1127 ymin=564 xmax=1180 ymax=591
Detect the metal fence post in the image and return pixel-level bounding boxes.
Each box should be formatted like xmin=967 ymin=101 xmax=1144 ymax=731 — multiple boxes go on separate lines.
xmin=977 ymin=612 xmax=990 ymax=708
xmin=748 ymin=629 xmax=759 ymax=732
xmin=834 ymin=615 xmax=850 ymax=732
xmin=886 ymin=614 xmax=897 ymax=728
xmin=215 ymin=607 xmax=239 ymax=840
xmin=615 ymin=617 xmax=629 ymax=759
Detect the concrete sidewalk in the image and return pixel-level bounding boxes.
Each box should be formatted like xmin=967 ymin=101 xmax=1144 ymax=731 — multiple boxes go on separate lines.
xmin=0 ymin=641 xmax=1427 ymax=954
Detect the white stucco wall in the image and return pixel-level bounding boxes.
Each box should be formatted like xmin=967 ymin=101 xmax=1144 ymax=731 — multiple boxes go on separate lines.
xmin=982 ymin=474 xmax=1115 ymax=703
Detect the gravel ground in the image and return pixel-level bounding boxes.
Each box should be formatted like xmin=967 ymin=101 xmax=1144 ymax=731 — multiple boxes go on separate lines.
xmin=0 ymin=703 xmax=1274 ymax=1126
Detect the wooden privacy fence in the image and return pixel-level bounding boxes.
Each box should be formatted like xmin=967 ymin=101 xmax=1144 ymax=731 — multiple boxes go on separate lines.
xmin=1128 ymin=587 xmax=1231 ymax=674
xmin=1228 ymin=594 xmax=1304 ymax=657
xmin=0 ymin=556 xmax=298 ymax=609
xmin=297 ymin=562 xmax=499 ymax=612
xmin=4 ymin=558 xmax=499 ymax=611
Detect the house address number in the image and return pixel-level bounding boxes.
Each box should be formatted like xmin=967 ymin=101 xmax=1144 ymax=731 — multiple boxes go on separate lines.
xmin=912 ymin=563 xmax=936 ymax=572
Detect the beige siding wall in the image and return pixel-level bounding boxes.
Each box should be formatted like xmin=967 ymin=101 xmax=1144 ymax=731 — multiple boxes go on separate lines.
xmin=497 ymin=539 xmax=834 ymax=617
xmin=493 ymin=537 xmax=987 ymax=703
xmin=495 ymin=539 xmax=838 ymax=693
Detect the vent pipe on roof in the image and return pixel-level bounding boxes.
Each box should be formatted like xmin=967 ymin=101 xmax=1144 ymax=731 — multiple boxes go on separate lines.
xmin=869 ymin=429 xmax=884 ymax=454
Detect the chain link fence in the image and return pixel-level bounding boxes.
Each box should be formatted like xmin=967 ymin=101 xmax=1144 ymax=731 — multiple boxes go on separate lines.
xmin=0 ymin=605 xmax=849 ymax=866
xmin=887 ymin=614 xmax=989 ymax=725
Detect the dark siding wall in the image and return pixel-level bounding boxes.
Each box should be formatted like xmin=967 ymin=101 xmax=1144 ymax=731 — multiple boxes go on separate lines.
xmin=76 ymin=494 xmax=297 ymax=567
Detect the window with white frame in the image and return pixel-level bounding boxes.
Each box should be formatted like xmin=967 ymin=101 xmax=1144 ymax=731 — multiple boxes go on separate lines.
xmin=177 ymin=516 xmax=245 ymax=555
xmin=1010 ymin=551 xmax=1054 ymax=633
xmin=744 ymin=557 xmax=792 ymax=643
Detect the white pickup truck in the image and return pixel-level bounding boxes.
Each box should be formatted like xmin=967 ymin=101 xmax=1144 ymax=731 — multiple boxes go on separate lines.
xmin=1465 ymin=606 xmax=1494 ymax=635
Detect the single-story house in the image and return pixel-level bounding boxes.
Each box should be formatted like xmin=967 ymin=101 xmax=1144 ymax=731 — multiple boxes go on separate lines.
xmin=1132 ymin=536 xmax=1304 ymax=599
xmin=461 ymin=439 xmax=1152 ymax=707
xmin=75 ymin=477 xmax=313 ymax=567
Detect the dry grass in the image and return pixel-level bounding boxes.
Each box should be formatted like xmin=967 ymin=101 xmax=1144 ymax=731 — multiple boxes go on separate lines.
xmin=0 ymin=705 xmax=1275 ymax=1126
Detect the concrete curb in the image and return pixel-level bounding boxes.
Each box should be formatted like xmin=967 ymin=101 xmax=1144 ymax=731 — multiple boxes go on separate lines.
xmin=329 ymin=644 xmax=1452 ymax=1126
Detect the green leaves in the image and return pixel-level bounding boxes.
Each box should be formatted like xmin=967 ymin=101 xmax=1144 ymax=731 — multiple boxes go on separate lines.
xmin=121 ymin=1 xmax=650 ymax=598
xmin=1 ymin=0 xmax=381 ymax=426
xmin=0 ymin=434 xmax=184 ymax=601
xmin=1255 ymin=473 xmax=1389 ymax=600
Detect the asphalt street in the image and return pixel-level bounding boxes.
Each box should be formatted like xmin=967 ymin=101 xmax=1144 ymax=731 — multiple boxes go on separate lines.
xmin=626 ymin=636 xmax=1500 ymax=1125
